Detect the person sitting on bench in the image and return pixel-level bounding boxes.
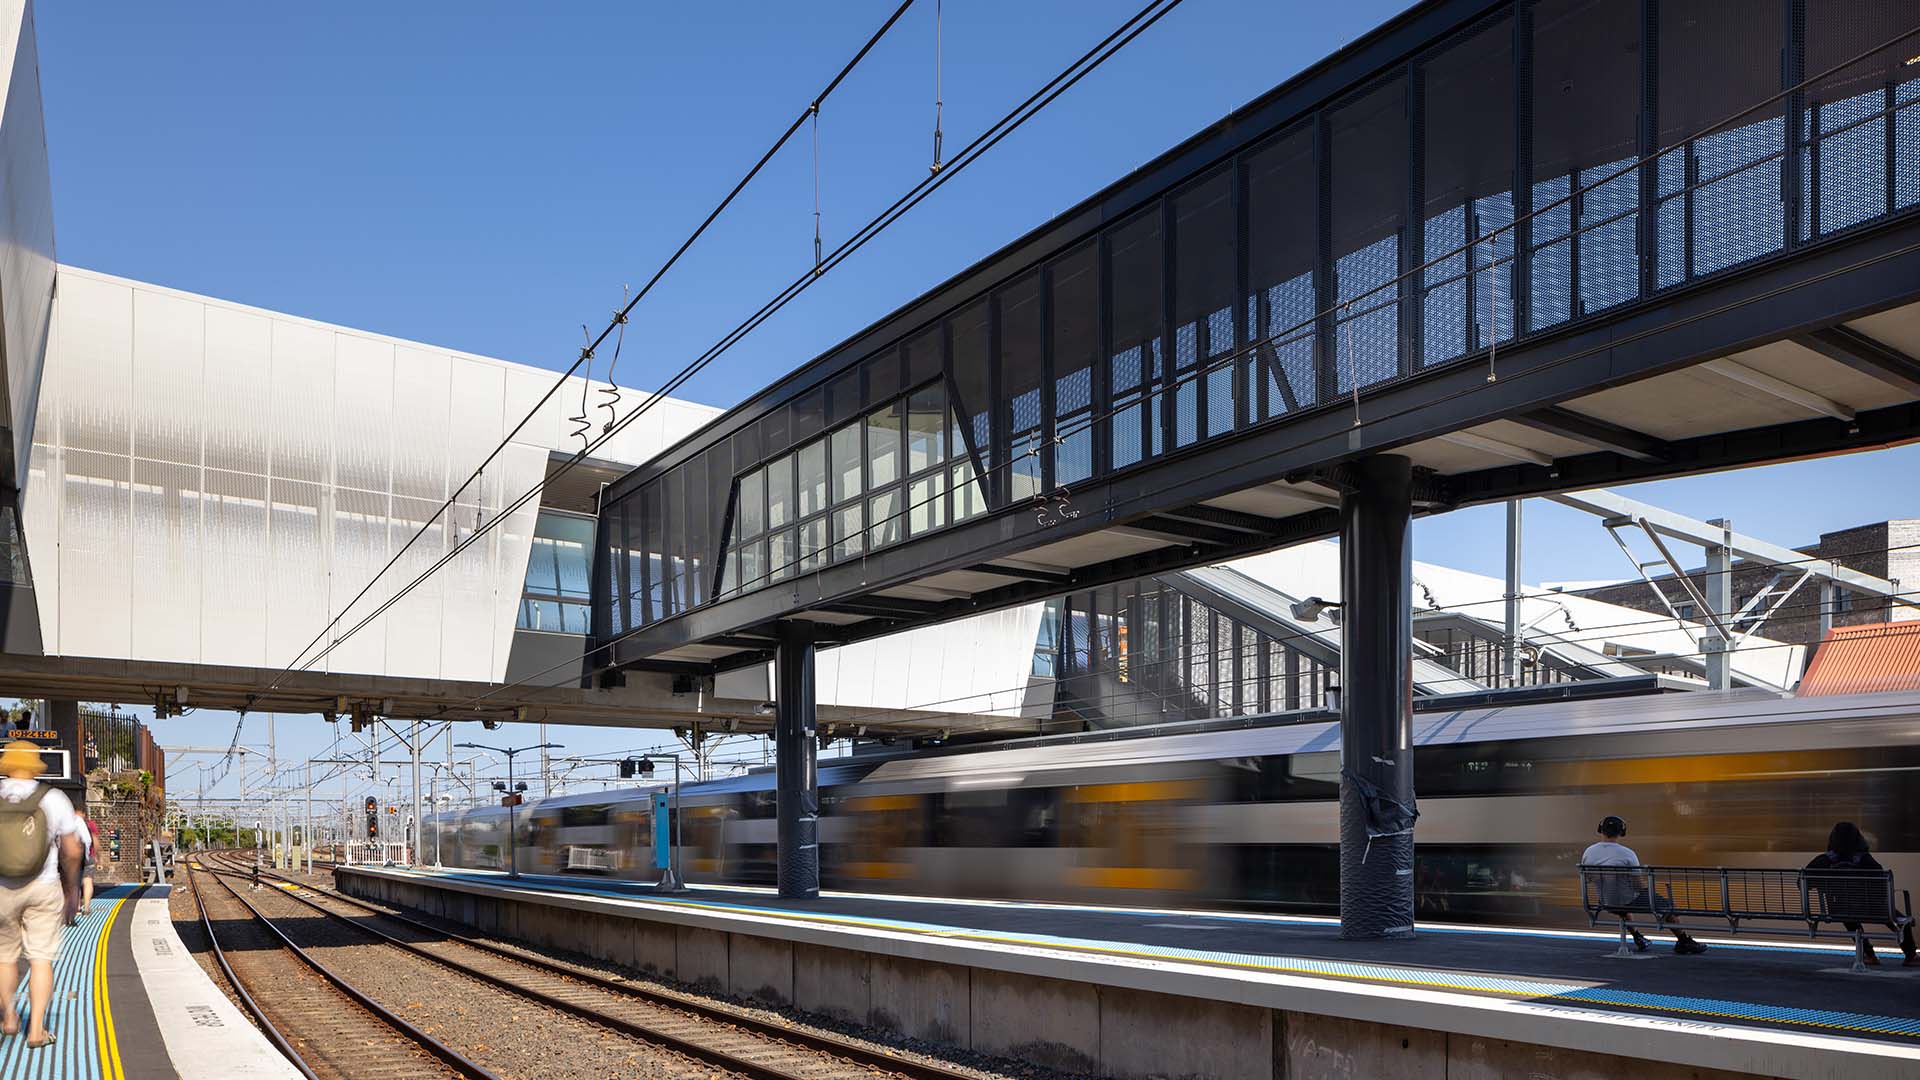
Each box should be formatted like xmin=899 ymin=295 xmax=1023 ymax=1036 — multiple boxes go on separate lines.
xmin=1805 ymin=821 xmax=1918 ymax=967
xmin=1581 ymin=815 xmax=1708 ymax=955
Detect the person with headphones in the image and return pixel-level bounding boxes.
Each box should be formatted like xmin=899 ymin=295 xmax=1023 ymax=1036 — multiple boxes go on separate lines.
xmin=1580 ymin=815 xmax=1708 ymax=955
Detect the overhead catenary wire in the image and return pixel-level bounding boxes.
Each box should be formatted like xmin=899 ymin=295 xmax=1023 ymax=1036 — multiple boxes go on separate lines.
xmin=295 ymin=10 xmax=1919 ymax=702
xmin=290 ymin=0 xmax=1190 ymax=681
xmin=264 ymin=0 xmax=922 ymax=692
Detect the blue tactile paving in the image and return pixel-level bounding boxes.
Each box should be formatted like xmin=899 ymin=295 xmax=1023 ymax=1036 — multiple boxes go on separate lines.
xmin=0 ymin=884 xmax=141 ymax=1080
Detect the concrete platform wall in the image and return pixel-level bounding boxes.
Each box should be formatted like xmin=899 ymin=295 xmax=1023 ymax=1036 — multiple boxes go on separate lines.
xmin=338 ymin=872 xmax=1769 ymax=1080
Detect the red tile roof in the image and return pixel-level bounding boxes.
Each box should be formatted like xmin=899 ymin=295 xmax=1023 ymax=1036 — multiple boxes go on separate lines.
xmin=1797 ymin=621 xmax=1920 ymax=696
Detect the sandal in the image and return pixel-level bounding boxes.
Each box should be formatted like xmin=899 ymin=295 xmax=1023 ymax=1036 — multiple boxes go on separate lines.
xmin=25 ymin=1032 xmax=52 ymax=1049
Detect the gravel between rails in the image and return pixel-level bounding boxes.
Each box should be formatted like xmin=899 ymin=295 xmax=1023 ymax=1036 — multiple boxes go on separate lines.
xmin=189 ymin=865 xmax=470 ymax=1080
xmin=238 ymin=874 xmax=735 ymax=1080
xmin=169 ymin=864 xmax=256 ymax=1024
xmin=276 ymin=863 xmax=1086 ymax=1080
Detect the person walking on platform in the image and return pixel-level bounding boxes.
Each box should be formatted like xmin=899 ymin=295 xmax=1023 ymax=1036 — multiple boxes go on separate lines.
xmin=0 ymin=741 xmax=84 ymax=1049
xmin=74 ymin=809 xmax=95 ymax=916
xmin=1580 ymin=815 xmax=1708 ymax=955
xmin=1805 ymin=821 xmax=1918 ymax=967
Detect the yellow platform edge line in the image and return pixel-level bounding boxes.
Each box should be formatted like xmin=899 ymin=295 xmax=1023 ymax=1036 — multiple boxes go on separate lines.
xmin=573 ymin=887 xmax=1920 ymax=1041
xmin=93 ymin=896 xmax=128 ymax=1080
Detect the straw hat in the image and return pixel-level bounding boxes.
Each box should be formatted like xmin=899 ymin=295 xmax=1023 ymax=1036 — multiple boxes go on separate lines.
xmin=0 ymin=740 xmax=43 ymax=779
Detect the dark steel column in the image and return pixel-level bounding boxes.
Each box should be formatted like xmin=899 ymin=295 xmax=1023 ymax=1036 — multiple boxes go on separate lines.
xmin=1338 ymin=454 xmax=1416 ymax=940
xmin=774 ymin=622 xmax=820 ymax=899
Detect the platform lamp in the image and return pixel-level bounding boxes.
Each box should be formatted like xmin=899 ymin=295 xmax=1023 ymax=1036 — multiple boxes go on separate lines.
xmin=455 ymin=741 xmax=562 ymax=880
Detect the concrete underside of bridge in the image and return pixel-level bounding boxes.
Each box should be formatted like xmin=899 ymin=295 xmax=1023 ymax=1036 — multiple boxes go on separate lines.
xmin=0 ymin=651 xmax=1037 ymax=736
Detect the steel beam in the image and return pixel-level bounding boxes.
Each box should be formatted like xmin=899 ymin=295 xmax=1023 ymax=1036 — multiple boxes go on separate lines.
xmin=600 ymin=220 xmax=1920 ymax=667
xmin=1547 ymin=488 xmax=1918 ymax=611
xmin=1509 ymin=407 xmax=1672 ymax=462
xmin=1699 ymin=359 xmax=1854 ymax=420
xmin=1338 ymin=454 xmax=1416 ymax=941
xmin=1794 ymin=326 xmax=1920 ymax=396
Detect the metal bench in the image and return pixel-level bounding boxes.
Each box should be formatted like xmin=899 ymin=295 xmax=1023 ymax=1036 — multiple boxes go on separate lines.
xmin=1577 ymin=864 xmax=1915 ymax=972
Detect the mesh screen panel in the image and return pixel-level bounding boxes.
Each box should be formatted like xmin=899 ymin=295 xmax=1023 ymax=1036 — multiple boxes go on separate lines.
xmin=1331 ymin=77 xmax=1407 ymax=392
xmin=1245 ymin=126 xmax=1318 ymax=413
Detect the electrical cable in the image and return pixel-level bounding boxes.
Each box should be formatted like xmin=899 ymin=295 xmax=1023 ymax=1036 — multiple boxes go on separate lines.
xmin=288 ymin=0 xmax=1188 ymax=679
xmin=266 ymin=0 xmax=921 ymax=690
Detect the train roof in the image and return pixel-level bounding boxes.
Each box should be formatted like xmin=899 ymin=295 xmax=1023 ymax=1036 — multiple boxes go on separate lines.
xmin=857 ymin=688 xmax=1920 ymax=785
xmin=433 ymin=689 xmax=1920 ymax=810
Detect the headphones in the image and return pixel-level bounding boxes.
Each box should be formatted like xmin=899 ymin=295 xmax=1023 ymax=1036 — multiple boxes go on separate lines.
xmin=1597 ymin=815 xmax=1627 ymax=838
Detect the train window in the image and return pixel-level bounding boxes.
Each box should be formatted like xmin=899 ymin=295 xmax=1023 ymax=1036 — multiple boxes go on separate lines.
xmin=559 ymin=804 xmax=611 ymax=828
xmin=1238 ymin=751 xmax=1340 ymax=802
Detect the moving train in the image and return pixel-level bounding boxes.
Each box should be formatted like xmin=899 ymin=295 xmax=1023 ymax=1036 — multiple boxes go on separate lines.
xmin=427 ymin=688 xmax=1920 ymax=923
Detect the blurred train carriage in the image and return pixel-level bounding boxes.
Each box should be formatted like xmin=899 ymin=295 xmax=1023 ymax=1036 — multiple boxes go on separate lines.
xmin=426 ymin=689 xmax=1920 ymax=925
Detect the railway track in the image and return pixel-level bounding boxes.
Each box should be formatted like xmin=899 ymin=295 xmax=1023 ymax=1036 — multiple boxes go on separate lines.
xmin=184 ymin=860 xmax=497 ymax=1080
xmin=204 ymin=854 xmax=986 ymax=1080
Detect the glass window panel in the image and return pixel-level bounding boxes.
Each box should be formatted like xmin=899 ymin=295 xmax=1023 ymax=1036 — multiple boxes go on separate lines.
xmin=831 ymin=423 xmax=863 ymax=504
xmin=1421 ymin=13 xmax=1516 ymax=367
xmin=998 ymin=273 xmax=1044 ymax=500
xmin=798 ymin=517 xmax=827 ymax=571
xmin=1244 ymin=126 xmax=1319 ymax=417
xmin=909 ymin=473 xmax=946 ymax=535
xmin=769 ymin=528 xmax=795 ymax=583
xmin=865 ymin=401 xmax=902 ymax=488
xmin=766 ymin=454 xmax=793 ymax=530
xmin=866 ymin=489 xmax=902 ymax=550
xmin=1330 ymin=76 xmax=1407 ymax=393
xmin=832 ymin=504 xmax=864 ymax=560
xmin=1171 ymin=169 xmax=1236 ymax=442
xmin=948 ymin=300 xmax=993 ymax=479
xmin=1050 ymin=244 xmax=1098 ymax=483
xmin=951 ymin=460 xmax=986 ymax=521
xmin=906 ymin=383 xmax=945 ymax=471
xmin=739 ymin=539 xmax=766 ymax=593
xmin=524 ymin=537 xmax=562 ymax=595
xmin=797 ymin=440 xmax=827 ymax=518
xmin=737 ymin=468 xmax=764 ymax=538
xmin=1107 ymin=209 xmax=1163 ymax=467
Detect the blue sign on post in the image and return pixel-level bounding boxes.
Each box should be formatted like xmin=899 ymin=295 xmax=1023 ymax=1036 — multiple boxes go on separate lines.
xmin=653 ymin=791 xmax=671 ymax=870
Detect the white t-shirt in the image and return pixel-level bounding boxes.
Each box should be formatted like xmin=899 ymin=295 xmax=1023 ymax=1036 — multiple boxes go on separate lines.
xmin=0 ymin=779 xmax=80 ymax=886
xmin=1580 ymin=840 xmax=1640 ymax=867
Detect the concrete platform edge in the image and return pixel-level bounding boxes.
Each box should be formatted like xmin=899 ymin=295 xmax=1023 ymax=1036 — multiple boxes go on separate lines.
xmin=339 ymin=867 xmax=1920 ymax=1080
xmin=129 ymin=893 xmax=302 ymax=1079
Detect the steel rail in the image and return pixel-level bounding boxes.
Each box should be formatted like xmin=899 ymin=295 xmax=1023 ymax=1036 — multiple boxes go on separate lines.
xmin=190 ymin=861 xmax=502 ymax=1080
xmin=184 ymin=861 xmax=322 ymax=1080
xmin=221 ymin=855 xmax=981 ymax=1080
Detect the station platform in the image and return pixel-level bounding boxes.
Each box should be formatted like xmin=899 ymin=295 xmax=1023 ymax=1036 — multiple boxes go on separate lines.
xmin=0 ymin=882 xmax=296 ymax=1080
xmin=339 ymin=864 xmax=1920 ymax=1080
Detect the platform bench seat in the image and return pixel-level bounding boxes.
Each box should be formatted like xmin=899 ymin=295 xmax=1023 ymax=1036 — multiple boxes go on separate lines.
xmin=1577 ymin=864 xmax=1914 ymax=971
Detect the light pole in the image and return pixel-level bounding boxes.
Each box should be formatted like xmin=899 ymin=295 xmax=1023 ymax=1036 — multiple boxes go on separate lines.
xmin=455 ymin=741 xmax=561 ymax=879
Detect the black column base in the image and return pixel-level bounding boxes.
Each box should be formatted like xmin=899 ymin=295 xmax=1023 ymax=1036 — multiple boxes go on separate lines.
xmin=775 ymin=622 xmax=820 ymax=900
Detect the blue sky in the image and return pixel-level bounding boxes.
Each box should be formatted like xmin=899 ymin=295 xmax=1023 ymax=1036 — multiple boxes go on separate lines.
xmin=32 ymin=2 xmax=1919 ymax=802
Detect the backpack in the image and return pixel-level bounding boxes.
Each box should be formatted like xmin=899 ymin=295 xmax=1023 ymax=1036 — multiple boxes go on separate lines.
xmin=0 ymin=788 xmax=51 ymax=878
